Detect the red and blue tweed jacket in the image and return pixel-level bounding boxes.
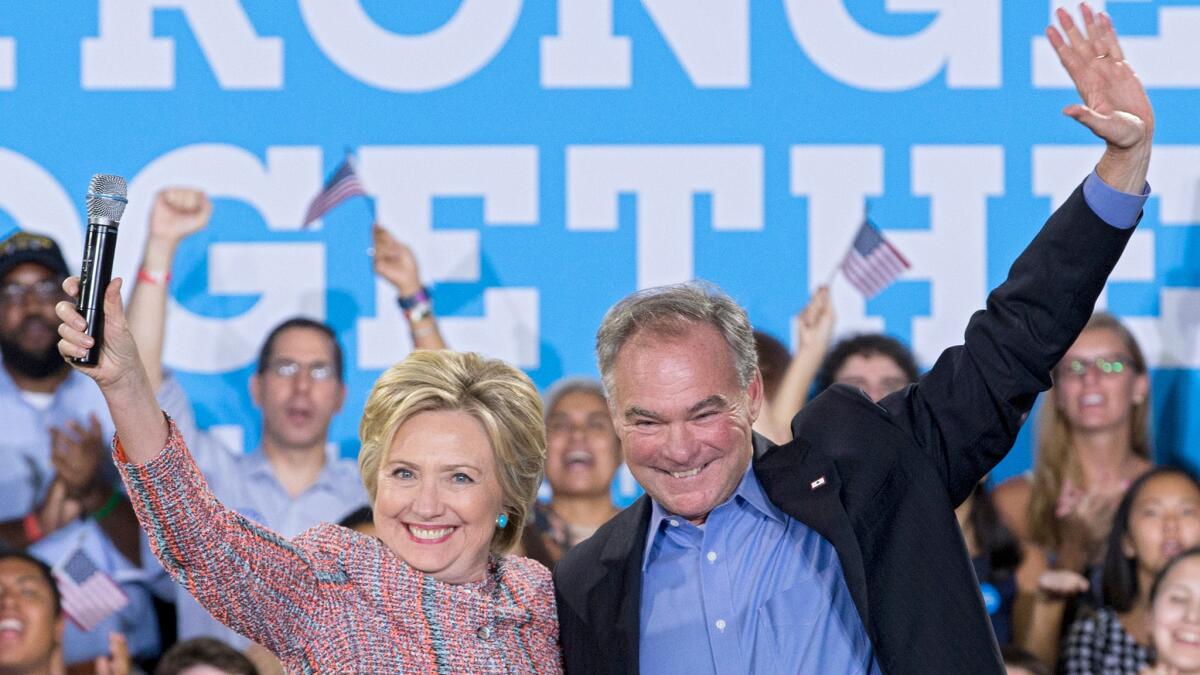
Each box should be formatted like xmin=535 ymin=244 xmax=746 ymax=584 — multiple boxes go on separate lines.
xmin=116 ymin=419 xmax=562 ymax=673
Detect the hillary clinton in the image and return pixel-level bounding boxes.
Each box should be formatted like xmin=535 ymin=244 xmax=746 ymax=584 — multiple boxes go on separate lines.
xmin=56 ymin=277 xmax=560 ymax=673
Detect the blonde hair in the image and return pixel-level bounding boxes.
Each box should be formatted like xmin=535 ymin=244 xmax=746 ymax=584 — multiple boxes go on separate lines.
xmin=1028 ymin=313 xmax=1152 ymax=549
xmin=358 ymin=350 xmax=545 ymax=553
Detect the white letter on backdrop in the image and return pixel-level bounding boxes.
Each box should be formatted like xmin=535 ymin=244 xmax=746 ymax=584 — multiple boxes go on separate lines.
xmin=0 ymin=150 xmax=82 ymax=264
xmin=1033 ymin=145 xmax=1200 ymax=368
xmin=126 ymin=144 xmax=324 ymax=372
xmin=1033 ymin=2 xmax=1200 ymax=88
xmin=784 ymin=0 xmax=1000 ymax=90
xmin=299 ymin=0 xmax=522 ymax=92
xmin=82 ymin=0 xmax=282 ymax=89
xmin=355 ymin=146 xmax=540 ymax=369
xmin=565 ymin=145 xmax=762 ymax=289
xmin=542 ymin=0 xmax=748 ymax=88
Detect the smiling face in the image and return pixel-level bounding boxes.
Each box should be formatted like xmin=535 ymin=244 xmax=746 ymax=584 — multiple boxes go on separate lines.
xmin=372 ymin=409 xmax=505 ymax=584
xmin=1124 ymin=474 xmax=1200 ymax=579
xmin=251 ymin=326 xmax=346 ymax=452
xmin=0 ymin=557 xmax=61 ymax=673
xmin=609 ymin=322 xmax=762 ymax=525
xmin=1053 ymin=327 xmax=1148 ymax=434
xmin=545 ymin=390 xmax=621 ymax=500
xmin=834 ymin=353 xmax=911 ymax=403
xmin=1153 ymin=555 xmax=1200 ymax=672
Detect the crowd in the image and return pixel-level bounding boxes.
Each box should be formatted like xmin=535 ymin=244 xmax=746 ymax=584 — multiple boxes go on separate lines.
xmin=1 ymin=4 xmax=1192 ymax=674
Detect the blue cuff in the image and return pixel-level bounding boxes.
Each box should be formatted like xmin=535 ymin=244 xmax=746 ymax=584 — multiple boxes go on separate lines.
xmin=1083 ymin=169 xmax=1150 ymax=229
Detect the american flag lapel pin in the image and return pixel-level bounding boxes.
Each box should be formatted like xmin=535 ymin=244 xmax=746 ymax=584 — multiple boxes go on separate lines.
xmin=810 ymin=476 xmax=826 ymax=490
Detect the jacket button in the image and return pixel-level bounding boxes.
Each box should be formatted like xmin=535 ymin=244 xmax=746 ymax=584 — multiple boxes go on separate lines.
xmin=477 ymin=624 xmax=495 ymax=640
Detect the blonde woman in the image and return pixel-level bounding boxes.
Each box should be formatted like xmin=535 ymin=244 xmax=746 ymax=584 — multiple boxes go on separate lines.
xmin=55 ymin=278 xmax=560 ymax=672
xmin=995 ymin=312 xmax=1153 ymax=661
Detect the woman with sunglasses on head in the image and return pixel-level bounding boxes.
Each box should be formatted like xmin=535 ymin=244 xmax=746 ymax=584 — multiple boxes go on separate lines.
xmin=995 ymin=312 xmax=1154 ymax=662
xmin=1056 ymin=468 xmax=1200 ymax=674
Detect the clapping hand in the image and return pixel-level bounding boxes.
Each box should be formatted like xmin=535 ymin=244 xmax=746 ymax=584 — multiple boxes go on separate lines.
xmin=49 ymin=414 xmax=106 ymax=499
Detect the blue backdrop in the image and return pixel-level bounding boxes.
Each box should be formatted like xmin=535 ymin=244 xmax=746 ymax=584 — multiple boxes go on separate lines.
xmin=1 ymin=1 xmax=1197 ymax=504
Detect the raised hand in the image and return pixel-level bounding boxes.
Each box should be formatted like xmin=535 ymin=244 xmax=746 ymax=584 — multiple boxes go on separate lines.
xmin=796 ymin=286 xmax=835 ymax=351
xmin=94 ymin=632 xmax=131 ymax=675
xmin=148 ymin=188 xmax=212 ymax=245
xmin=56 ymin=277 xmax=141 ymax=391
xmin=372 ymin=224 xmax=422 ymax=296
xmin=1048 ymin=3 xmax=1153 ymax=191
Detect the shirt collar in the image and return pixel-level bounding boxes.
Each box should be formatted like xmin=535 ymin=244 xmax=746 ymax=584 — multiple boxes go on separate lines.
xmin=642 ymin=461 xmax=784 ymax=570
xmin=246 ymin=448 xmax=339 ymax=493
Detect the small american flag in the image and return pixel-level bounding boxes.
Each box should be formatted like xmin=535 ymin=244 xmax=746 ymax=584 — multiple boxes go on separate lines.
xmin=53 ymin=548 xmax=128 ymax=631
xmin=303 ymin=155 xmax=367 ymax=227
xmin=839 ymin=219 xmax=911 ymax=299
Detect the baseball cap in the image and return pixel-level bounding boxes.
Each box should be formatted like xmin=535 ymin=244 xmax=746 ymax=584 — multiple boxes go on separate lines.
xmin=0 ymin=232 xmax=69 ymax=282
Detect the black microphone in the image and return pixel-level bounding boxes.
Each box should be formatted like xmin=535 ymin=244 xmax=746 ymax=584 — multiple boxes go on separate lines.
xmin=74 ymin=174 xmax=128 ymax=366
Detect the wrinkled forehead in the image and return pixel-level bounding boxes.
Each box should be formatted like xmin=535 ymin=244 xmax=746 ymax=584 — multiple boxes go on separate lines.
xmin=266 ymin=326 xmax=338 ymax=364
xmin=0 ymin=557 xmax=53 ymax=591
xmin=611 ymin=324 xmax=743 ymax=402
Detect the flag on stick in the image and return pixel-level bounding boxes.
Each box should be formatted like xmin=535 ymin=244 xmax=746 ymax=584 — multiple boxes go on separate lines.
xmin=53 ymin=548 xmax=128 ymax=631
xmin=838 ymin=219 xmax=911 ymax=299
xmin=303 ymin=154 xmax=368 ymax=227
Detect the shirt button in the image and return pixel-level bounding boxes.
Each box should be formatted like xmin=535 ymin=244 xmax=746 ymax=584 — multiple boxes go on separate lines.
xmin=706 ymin=551 xmax=717 ymax=563
xmin=477 ymin=625 xmax=494 ymax=640
xmin=668 ymin=519 xmax=679 ymax=527
xmin=715 ymin=619 xmax=727 ymax=632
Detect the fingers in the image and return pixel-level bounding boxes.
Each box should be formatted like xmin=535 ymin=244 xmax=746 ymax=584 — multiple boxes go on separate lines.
xmin=62 ymin=276 xmax=80 ymax=299
xmin=1056 ymin=6 xmax=1096 ymax=59
xmin=57 ymin=304 xmax=94 ymax=360
xmin=160 ymin=187 xmax=209 ymax=214
xmin=1095 ymin=11 xmax=1125 ymax=61
xmin=103 ymin=278 xmax=127 ymax=325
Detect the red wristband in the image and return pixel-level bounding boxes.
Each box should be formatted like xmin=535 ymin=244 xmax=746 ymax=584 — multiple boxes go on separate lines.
xmin=137 ymin=268 xmax=172 ymax=286
xmin=23 ymin=512 xmax=42 ymax=543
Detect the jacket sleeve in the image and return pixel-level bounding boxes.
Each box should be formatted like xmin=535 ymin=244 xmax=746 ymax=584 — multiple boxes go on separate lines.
xmin=115 ymin=417 xmax=325 ymax=656
xmin=886 ymin=179 xmax=1136 ymax=506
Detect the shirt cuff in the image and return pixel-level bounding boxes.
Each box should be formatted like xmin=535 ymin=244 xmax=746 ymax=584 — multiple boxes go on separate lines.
xmin=1083 ymin=169 xmax=1150 ymax=230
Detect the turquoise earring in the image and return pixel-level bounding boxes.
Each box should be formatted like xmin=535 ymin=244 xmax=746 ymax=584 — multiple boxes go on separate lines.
xmin=496 ymin=513 xmax=509 ymax=529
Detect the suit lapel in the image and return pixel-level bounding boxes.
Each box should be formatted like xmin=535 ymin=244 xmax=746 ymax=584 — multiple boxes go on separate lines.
xmin=753 ymin=435 xmax=871 ymax=629
xmin=585 ymin=495 xmax=650 ymax=673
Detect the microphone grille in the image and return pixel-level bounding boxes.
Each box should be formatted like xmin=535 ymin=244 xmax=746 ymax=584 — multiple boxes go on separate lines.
xmin=86 ymin=174 xmax=128 ymax=222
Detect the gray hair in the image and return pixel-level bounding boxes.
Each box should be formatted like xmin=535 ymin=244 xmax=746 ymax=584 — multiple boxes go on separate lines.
xmin=543 ymin=377 xmax=608 ymax=421
xmin=595 ymin=281 xmax=758 ymax=397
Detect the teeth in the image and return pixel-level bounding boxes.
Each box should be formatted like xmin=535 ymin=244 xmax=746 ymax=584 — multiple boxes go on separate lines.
xmin=670 ymin=467 xmax=702 ymax=479
xmin=565 ymin=450 xmax=593 ymax=464
xmin=0 ymin=618 xmax=21 ymax=631
xmin=409 ymin=526 xmax=453 ymax=540
xmin=1176 ymin=630 xmax=1200 ymax=644
xmin=1080 ymin=394 xmax=1105 ymax=405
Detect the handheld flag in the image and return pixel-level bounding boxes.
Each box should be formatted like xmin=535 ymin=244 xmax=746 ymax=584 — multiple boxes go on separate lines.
xmin=838 ymin=219 xmax=911 ymax=299
xmin=303 ymin=154 xmax=368 ymax=227
xmin=53 ymin=548 xmax=129 ymax=631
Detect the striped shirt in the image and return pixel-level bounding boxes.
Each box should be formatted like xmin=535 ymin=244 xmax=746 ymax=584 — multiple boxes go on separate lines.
xmin=116 ymin=418 xmax=562 ymax=673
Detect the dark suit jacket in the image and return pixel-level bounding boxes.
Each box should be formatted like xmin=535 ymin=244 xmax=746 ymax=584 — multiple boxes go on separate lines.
xmin=554 ymin=181 xmax=1137 ymax=674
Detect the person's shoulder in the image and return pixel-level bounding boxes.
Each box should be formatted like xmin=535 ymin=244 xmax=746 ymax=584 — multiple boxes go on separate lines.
xmin=556 ymin=498 xmax=648 ymax=583
xmin=500 ymin=554 xmax=554 ymax=597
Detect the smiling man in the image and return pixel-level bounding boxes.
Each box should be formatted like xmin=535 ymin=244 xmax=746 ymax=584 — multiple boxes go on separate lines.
xmin=554 ymin=6 xmax=1156 ymax=673
xmin=0 ymin=552 xmax=62 ymax=675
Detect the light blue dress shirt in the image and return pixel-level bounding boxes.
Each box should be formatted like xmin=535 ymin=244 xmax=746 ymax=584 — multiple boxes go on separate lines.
xmin=640 ymin=465 xmax=880 ymax=675
xmin=171 ymin=429 xmax=369 ymax=647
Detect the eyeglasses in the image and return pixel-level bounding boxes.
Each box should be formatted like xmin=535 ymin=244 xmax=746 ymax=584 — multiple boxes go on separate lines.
xmin=266 ymin=359 xmax=336 ymax=381
xmin=0 ymin=280 xmax=63 ymax=306
xmin=1055 ymin=355 xmax=1132 ymax=379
